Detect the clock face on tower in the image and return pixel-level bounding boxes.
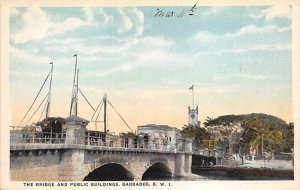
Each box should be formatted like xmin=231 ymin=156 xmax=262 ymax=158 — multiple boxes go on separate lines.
xmin=191 ymin=114 xmax=195 ymax=119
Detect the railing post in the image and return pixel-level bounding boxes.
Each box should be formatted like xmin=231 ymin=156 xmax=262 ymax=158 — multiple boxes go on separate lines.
xmin=64 ymin=115 xmax=89 ymax=145
xmin=87 ymin=131 xmax=90 ymax=145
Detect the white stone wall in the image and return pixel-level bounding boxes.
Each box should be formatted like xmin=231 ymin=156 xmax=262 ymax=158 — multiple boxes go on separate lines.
xmin=137 ymin=125 xmax=181 ymax=151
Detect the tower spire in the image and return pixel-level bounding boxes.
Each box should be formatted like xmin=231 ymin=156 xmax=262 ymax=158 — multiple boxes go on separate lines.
xmin=188 ymin=85 xmax=199 ymax=127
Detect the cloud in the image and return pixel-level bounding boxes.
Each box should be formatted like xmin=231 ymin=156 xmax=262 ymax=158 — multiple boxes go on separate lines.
xmin=10 ymin=47 xmax=51 ymax=64
xmin=195 ymin=24 xmax=282 ymax=43
xmin=11 ymin=7 xmax=146 ymax=44
xmin=249 ymin=43 xmax=291 ymax=51
xmin=10 ymin=7 xmax=91 ymax=43
xmin=48 ymin=7 xmax=95 ymax=36
xmin=46 ymin=35 xmax=172 ymax=58
xmin=263 ymin=5 xmax=292 ymax=22
xmin=278 ymin=25 xmax=292 ymax=32
xmin=79 ymin=35 xmax=186 ymax=79
xmin=48 ymin=17 xmax=86 ymax=36
xmin=248 ymin=13 xmax=264 ymax=20
xmin=213 ymin=73 xmax=269 ymax=82
xmin=195 ymin=32 xmax=218 ymax=41
xmin=139 ymin=36 xmax=173 ymax=47
xmin=115 ymin=8 xmax=144 ymax=36
xmin=202 ymin=7 xmax=227 ymax=16
xmin=240 ymin=74 xmax=267 ymax=80
xmin=129 ymin=8 xmax=144 ymax=36
xmin=84 ymin=62 xmax=136 ymax=78
xmin=116 ymin=8 xmax=133 ymax=33
xmin=11 ymin=7 xmax=50 ymax=43
xmin=97 ymin=8 xmax=113 ymax=25
xmin=84 ymin=7 xmax=94 ymax=25
xmin=45 ymin=37 xmax=135 ymax=55
xmin=224 ymin=25 xmax=277 ymax=38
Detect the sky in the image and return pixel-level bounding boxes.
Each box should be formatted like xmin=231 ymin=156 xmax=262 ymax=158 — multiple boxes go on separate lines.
xmin=9 ymin=5 xmax=292 ymax=133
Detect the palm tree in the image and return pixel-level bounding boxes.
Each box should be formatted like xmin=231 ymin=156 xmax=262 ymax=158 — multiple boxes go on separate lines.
xmin=242 ymin=118 xmax=283 ymax=157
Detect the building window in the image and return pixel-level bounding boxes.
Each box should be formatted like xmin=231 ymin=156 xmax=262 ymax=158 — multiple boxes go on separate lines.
xmin=169 ymin=137 xmax=171 ymax=142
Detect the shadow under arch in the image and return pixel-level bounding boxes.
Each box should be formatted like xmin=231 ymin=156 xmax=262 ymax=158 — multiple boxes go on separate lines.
xmin=83 ymin=163 xmax=134 ymax=181
xmin=142 ymin=162 xmax=172 ymax=180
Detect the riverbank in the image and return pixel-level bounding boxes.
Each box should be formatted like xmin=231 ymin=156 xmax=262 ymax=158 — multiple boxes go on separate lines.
xmin=191 ymin=160 xmax=293 ymax=180
xmin=242 ymin=159 xmax=293 ymax=170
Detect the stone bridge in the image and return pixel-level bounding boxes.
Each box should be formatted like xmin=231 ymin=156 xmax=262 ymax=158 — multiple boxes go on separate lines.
xmin=10 ymin=116 xmax=193 ymax=181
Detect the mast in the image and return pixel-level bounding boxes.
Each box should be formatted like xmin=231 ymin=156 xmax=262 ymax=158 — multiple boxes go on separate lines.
xmin=45 ymin=62 xmax=53 ymax=118
xmin=76 ymin=69 xmax=79 ymax=116
xmin=103 ymin=93 xmax=107 ymax=133
xmin=70 ymin=54 xmax=78 ymax=116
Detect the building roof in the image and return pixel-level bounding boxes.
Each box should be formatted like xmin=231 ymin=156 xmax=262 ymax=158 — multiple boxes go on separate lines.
xmin=137 ymin=124 xmax=180 ymax=132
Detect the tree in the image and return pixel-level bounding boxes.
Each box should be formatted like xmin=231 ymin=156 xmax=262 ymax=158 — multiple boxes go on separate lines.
xmin=203 ymin=116 xmax=213 ymax=127
xmin=181 ymin=125 xmax=213 ymax=149
xmin=241 ymin=118 xmax=284 ymax=156
xmin=280 ymin=122 xmax=294 ymax=152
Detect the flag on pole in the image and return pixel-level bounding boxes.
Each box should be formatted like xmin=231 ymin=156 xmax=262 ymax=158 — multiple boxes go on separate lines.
xmin=188 ymin=85 xmax=194 ymax=90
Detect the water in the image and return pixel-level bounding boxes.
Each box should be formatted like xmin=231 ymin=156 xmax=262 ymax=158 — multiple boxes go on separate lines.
xmin=171 ymin=173 xmax=240 ymax=181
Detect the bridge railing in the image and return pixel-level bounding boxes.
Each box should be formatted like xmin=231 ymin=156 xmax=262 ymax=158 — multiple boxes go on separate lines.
xmin=85 ymin=132 xmax=189 ymax=152
xmin=10 ymin=130 xmax=192 ymax=153
xmin=10 ymin=130 xmax=66 ymax=144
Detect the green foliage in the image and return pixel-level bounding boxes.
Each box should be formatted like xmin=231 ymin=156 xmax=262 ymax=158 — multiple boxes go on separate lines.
xmin=280 ymin=122 xmax=294 ymax=152
xmin=204 ymin=113 xmax=288 ymax=132
xmin=241 ymin=118 xmax=284 ymax=154
xmin=184 ymin=113 xmax=293 ymax=154
xmin=203 ymin=113 xmax=293 ymax=154
xmin=181 ymin=125 xmax=213 ymax=145
xmin=220 ymin=130 xmax=231 ymax=137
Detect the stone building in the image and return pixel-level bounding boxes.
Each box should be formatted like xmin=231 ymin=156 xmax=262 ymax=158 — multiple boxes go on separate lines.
xmin=137 ymin=124 xmax=182 ymax=151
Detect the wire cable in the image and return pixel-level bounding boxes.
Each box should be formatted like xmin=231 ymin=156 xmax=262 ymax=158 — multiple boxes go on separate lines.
xmin=25 ymin=93 xmax=49 ymax=125
xmin=78 ymin=87 xmax=95 ymax=112
xmin=107 ymin=100 xmax=133 ymax=133
xmin=18 ymin=70 xmax=51 ymax=126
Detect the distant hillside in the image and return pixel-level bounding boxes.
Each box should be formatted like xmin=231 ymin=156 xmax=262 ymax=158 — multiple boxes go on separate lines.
xmin=204 ymin=113 xmax=289 ymax=132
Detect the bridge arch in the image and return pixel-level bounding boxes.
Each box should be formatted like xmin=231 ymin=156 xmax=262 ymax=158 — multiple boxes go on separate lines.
xmin=142 ymin=162 xmax=172 ymax=180
xmin=83 ymin=163 xmax=134 ymax=181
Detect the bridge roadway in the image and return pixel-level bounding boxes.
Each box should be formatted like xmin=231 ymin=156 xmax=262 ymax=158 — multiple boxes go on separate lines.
xmin=10 ymin=115 xmax=193 ymax=181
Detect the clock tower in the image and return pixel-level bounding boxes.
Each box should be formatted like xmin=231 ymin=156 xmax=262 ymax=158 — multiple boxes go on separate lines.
xmin=188 ymin=105 xmax=200 ymax=127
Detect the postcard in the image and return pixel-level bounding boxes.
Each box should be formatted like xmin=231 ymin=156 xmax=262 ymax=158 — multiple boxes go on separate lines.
xmin=1 ymin=0 xmax=299 ymax=190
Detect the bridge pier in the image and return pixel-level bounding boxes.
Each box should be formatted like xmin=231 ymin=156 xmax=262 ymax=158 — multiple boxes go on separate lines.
xmin=174 ymin=138 xmax=193 ymax=177
xmin=185 ymin=154 xmax=192 ymax=175
xmin=184 ymin=139 xmax=193 ymax=176
xmin=59 ymin=115 xmax=89 ymax=181
xmin=175 ymin=153 xmax=186 ymax=177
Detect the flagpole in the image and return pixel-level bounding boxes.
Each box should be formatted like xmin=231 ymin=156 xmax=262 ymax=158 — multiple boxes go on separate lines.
xmin=192 ymin=87 xmax=194 ymax=109
xmin=188 ymin=85 xmax=195 ymax=109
